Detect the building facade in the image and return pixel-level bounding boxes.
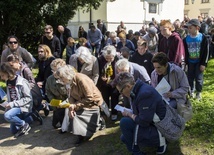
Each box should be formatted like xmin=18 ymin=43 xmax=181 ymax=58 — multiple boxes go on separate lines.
xmin=67 ymin=0 xmax=184 ymax=38
xmin=184 ymin=0 xmax=214 ymax=19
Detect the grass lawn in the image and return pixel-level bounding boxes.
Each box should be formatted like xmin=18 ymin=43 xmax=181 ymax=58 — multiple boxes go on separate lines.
xmin=0 ymin=59 xmax=214 ymax=155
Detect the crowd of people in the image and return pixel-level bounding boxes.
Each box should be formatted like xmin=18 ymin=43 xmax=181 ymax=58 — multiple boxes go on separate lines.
xmin=0 ymin=16 xmax=213 ymax=154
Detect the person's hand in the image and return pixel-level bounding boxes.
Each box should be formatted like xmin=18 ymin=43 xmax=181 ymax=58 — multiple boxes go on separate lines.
xmin=122 ymin=109 xmax=131 ymax=117
xmin=200 ymin=65 xmax=205 ymax=72
xmin=37 ymin=82 xmax=43 ymax=88
xmin=163 ymin=92 xmax=172 ymax=98
xmin=68 ymin=110 xmax=76 ymax=119
xmin=101 ymin=76 xmax=108 ymax=81
xmin=69 ymin=104 xmax=76 ymax=111
xmin=5 ymin=103 xmax=11 ymax=109
xmin=91 ymin=43 xmax=95 ymax=46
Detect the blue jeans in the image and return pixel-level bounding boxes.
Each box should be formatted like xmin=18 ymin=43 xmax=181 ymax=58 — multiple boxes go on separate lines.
xmin=92 ymin=44 xmax=101 ymax=57
xmin=187 ymin=62 xmax=203 ymax=92
xmin=4 ymin=108 xmax=32 ymax=134
xmin=120 ymin=117 xmax=144 ymax=155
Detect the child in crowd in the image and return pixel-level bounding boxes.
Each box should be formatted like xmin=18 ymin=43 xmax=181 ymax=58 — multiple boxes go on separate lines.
xmin=183 ymin=19 xmax=209 ymax=101
xmin=0 ymin=63 xmax=33 ymax=137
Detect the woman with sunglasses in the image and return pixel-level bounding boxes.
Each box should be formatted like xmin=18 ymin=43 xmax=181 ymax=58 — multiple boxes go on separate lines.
xmin=1 ymin=35 xmax=34 ymax=68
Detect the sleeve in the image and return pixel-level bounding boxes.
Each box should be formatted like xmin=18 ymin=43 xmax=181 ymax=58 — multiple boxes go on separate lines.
xmin=11 ymin=80 xmax=32 ymax=108
xmin=92 ymin=58 xmax=99 ymax=85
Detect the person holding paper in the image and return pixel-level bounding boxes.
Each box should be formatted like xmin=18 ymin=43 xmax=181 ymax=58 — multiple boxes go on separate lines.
xmin=151 ymin=52 xmax=190 ymax=108
xmin=114 ymin=72 xmax=167 ymax=155
xmin=0 ymin=63 xmax=33 ymax=137
xmin=45 ymin=58 xmax=67 ymax=131
xmin=55 ymin=65 xmax=104 ymax=145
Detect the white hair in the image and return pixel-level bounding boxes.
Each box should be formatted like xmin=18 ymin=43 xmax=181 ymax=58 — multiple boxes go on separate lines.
xmin=75 ymin=46 xmax=92 ymax=64
xmin=102 ymin=45 xmax=117 ymax=57
xmin=56 ymin=65 xmax=76 ymax=82
xmin=115 ymin=58 xmax=130 ymax=71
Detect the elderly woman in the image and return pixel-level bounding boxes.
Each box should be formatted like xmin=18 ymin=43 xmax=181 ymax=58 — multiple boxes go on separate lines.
xmin=114 ymin=72 xmax=167 ymax=155
xmin=45 ymin=58 xmax=67 ymax=130
xmin=69 ymin=46 xmax=99 ymax=85
xmin=55 ymin=65 xmax=103 ymax=145
xmin=97 ymin=45 xmax=120 ymax=121
xmin=151 ymin=52 xmax=189 ymax=109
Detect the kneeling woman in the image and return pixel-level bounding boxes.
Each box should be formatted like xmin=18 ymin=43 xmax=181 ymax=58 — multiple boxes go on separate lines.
xmin=56 ymin=65 xmax=103 ymax=145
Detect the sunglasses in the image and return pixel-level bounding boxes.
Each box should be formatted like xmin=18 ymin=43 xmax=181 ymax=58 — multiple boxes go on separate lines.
xmin=9 ymin=41 xmax=18 ymax=44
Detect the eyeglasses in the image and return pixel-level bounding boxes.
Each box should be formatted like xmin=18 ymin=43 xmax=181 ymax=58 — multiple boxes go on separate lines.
xmin=119 ymin=85 xmax=127 ymax=94
xmin=9 ymin=41 xmax=18 ymax=44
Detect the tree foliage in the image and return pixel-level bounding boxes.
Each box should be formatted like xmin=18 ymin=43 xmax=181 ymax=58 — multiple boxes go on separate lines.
xmin=0 ymin=0 xmax=103 ymax=53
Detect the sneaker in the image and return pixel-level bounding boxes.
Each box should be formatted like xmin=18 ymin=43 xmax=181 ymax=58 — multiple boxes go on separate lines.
xmin=196 ymin=92 xmax=202 ymax=101
xmin=111 ymin=114 xmax=117 ymax=121
xmin=15 ymin=123 xmax=31 ymax=138
xmin=156 ymin=144 xmax=167 ymax=154
xmin=32 ymin=110 xmax=43 ymax=125
xmin=190 ymin=91 xmax=195 ymax=98
xmin=99 ymin=117 xmax=106 ymax=130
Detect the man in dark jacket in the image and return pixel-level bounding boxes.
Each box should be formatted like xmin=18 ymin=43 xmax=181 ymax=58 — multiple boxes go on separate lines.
xmin=114 ymin=72 xmax=167 ymax=155
xmin=40 ymin=25 xmax=61 ymax=58
xmin=56 ymin=25 xmax=72 ymax=58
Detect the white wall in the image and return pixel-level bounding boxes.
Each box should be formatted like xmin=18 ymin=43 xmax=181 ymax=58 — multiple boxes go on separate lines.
xmin=67 ymin=0 xmax=184 ymax=38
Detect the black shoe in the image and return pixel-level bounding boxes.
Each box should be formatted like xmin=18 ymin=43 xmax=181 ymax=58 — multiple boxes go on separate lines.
xmin=59 ymin=129 xmax=67 ymax=134
xmin=75 ymin=135 xmax=85 ymax=146
xmin=43 ymin=108 xmax=49 ymax=116
xmin=15 ymin=123 xmax=31 ymax=138
xmin=32 ymin=110 xmax=43 ymax=125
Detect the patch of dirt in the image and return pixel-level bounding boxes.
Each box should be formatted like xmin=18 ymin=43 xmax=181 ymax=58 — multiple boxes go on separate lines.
xmin=0 ymin=108 xmax=112 ymax=155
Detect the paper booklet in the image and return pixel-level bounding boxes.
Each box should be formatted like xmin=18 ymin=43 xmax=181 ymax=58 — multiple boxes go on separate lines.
xmin=50 ymin=99 xmax=70 ymax=108
xmin=114 ymin=104 xmax=133 ymax=113
xmin=155 ymin=77 xmax=171 ymax=102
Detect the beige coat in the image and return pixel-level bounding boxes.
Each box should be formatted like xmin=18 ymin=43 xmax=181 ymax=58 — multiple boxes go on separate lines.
xmin=68 ymin=73 xmax=103 ymax=110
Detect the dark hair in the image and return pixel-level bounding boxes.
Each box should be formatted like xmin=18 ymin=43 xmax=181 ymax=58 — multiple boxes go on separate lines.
xmin=0 ymin=62 xmax=16 ymax=79
xmin=7 ymin=54 xmax=19 ymax=62
xmin=151 ymin=52 xmax=168 ymax=66
xmin=7 ymin=35 xmax=19 ymax=44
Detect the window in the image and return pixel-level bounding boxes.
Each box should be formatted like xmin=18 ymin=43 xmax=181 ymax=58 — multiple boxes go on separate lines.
xmin=185 ymin=0 xmax=189 ymax=5
xmin=149 ymin=3 xmax=157 ymax=13
xmin=201 ymin=13 xmax=208 ymax=18
xmin=201 ymin=0 xmax=209 ymax=3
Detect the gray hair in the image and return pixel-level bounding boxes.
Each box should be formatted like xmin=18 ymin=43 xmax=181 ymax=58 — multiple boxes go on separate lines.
xmin=56 ymin=65 xmax=76 ymax=82
xmin=109 ymin=31 xmax=117 ymax=38
xmin=113 ymin=72 xmax=135 ymax=89
xmin=102 ymin=45 xmax=117 ymax=57
xmin=75 ymin=46 xmax=92 ymax=64
xmin=115 ymin=58 xmax=130 ymax=71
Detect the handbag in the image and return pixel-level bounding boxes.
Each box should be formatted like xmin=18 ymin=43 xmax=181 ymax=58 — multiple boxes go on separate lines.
xmin=177 ymin=95 xmax=193 ymax=122
xmin=154 ymin=101 xmax=185 ymax=142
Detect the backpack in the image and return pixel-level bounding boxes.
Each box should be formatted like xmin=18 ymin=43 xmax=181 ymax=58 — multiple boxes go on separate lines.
xmin=22 ymin=67 xmax=43 ymax=109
